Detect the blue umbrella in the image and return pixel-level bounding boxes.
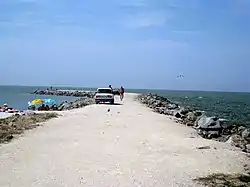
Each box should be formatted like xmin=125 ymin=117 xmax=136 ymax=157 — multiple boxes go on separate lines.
xmin=43 ymin=99 xmax=56 ymax=106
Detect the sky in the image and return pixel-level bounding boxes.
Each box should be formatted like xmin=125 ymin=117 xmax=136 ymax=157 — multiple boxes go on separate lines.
xmin=0 ymin=0 xmax=250 ymax=92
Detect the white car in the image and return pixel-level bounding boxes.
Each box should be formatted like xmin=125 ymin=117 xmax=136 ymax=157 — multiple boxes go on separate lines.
xmin=94 ymin=88 xmax=114 ymax=104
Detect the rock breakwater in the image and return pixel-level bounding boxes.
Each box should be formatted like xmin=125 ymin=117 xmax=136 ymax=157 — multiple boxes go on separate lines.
xmin=33 ymin=89 xmax=95 ymax=98
xmin=57 ymin=97 xmax=95 ymax=111
xmin=32 ymin=89 xmax=95 ymax=111
xmin=137 ymin=93 xmax=250 ymax=153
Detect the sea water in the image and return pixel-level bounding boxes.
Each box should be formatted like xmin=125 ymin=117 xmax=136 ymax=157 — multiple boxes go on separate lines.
xmin=0 ymin=85 xmax=77 ymax=110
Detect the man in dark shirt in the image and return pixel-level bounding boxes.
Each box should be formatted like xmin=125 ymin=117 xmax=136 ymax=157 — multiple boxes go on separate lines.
xmin=120 ymin=86 xmax=124 ymax=101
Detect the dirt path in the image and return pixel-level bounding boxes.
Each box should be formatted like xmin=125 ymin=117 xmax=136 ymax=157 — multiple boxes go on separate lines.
xmin=0 ymin=93 xmax=248 ymax=187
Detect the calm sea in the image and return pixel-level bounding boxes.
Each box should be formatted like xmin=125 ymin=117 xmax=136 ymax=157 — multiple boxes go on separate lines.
xmin=0 ymin=86 xmax=249 ymax=127
xmin=0 ymin=86 xmax=77 ymax=111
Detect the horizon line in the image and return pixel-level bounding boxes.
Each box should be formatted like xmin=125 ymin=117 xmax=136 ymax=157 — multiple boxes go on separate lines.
xmin=0 ymin=84 xmax=249 ymax=94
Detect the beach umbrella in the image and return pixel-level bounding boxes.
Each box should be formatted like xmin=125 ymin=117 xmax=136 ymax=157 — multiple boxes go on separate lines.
xmin=31 ymin=99 xmax=44 ymax=105
xmin=43 ymin=99 xmax=56 ymax=105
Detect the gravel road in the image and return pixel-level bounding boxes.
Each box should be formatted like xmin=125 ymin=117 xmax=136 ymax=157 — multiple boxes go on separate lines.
xmin=0 ymin=93 xmax=248 ymax=187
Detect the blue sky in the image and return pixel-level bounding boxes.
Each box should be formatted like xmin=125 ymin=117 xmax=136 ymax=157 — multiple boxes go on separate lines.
xmin=0 ymin=0 xmax=249 ymax=92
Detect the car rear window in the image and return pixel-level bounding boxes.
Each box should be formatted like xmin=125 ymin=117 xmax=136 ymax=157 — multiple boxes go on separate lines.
xmin=97 ymin=89 xmax=112 ymax=94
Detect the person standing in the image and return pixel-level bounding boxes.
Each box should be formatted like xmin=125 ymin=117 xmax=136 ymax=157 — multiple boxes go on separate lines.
xmin=120 ymin=86 xmax=124 ymax=101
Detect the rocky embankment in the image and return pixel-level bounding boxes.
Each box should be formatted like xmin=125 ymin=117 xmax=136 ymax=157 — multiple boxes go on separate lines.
xmin=33 ymin=89 xmax=95 ymax=98
xmin=32 ymin=90 xmax=95 ymax=111
xmin=137 ymin=93 xmax=250 ymax=153
xmin=57 ymin=97 xmax=95 ymax=111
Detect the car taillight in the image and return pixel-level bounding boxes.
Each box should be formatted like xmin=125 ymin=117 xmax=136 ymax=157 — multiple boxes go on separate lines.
xmin=96 ymin=95 xmax=101 ymax=98
xmin=107 ymin=95 xmax=112 ymax=98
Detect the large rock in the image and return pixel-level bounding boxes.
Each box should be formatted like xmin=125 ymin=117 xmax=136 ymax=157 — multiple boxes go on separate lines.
xmin=197 ymin=129 xmax=220 ymax=139
xmin=194 ymin=111 xmax=203 ymax=117
xmin=179 ymin=107 xmax=190 ymax=115
xmin=226 ymin=135 xmax=247 ymax=148
xmin=195 ymin=116 xmax=222 ymax=130
xmin=238 ymin=126 xmax=246 ymax=133
xmin=207 ymin=131 xmax=220 ymax=139
xmin=244 ymin=144 xmax=250 ymax=153
xmin=174 ymin=112 xmax=181 ymax=118
xmin=164 ymin=109 xmax=174 ymax=116
xmin=197 ymin=129 xmax=209 ymax=138
xmin=242 ymin=129 xmax=250 ymax=142
xmin=187 ymin=112 xmax=197 ymax=122
xmin=154 ymin=107 xmax=165 ymax=114
xmin=182 ymin=111 xmax=204 ymax=127
xmin=166 ymin=103 xmax=178 ymax=110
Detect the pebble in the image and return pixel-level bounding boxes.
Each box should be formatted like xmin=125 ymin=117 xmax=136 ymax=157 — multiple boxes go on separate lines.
xmin=196 ymin=146 xmax=211 ymax=150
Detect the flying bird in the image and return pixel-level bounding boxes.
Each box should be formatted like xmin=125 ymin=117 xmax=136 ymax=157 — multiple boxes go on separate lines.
xmin=177 ymin=74 xmax=184 ymax=78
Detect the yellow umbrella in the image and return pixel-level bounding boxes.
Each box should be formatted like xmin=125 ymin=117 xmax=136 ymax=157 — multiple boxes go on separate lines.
xmin=31 ymin=99 xmax=44 ymax=105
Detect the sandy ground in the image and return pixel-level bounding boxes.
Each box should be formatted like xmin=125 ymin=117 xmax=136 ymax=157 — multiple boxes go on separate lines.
xmin=0 ymin=93 xmax=248 ymax=187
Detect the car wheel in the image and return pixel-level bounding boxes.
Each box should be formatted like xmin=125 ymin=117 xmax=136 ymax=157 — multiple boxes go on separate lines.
xmin=95 ymin=101 xmax=99 ymax=104
xmin=110 ymin=100 xmax=114 ymax=104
